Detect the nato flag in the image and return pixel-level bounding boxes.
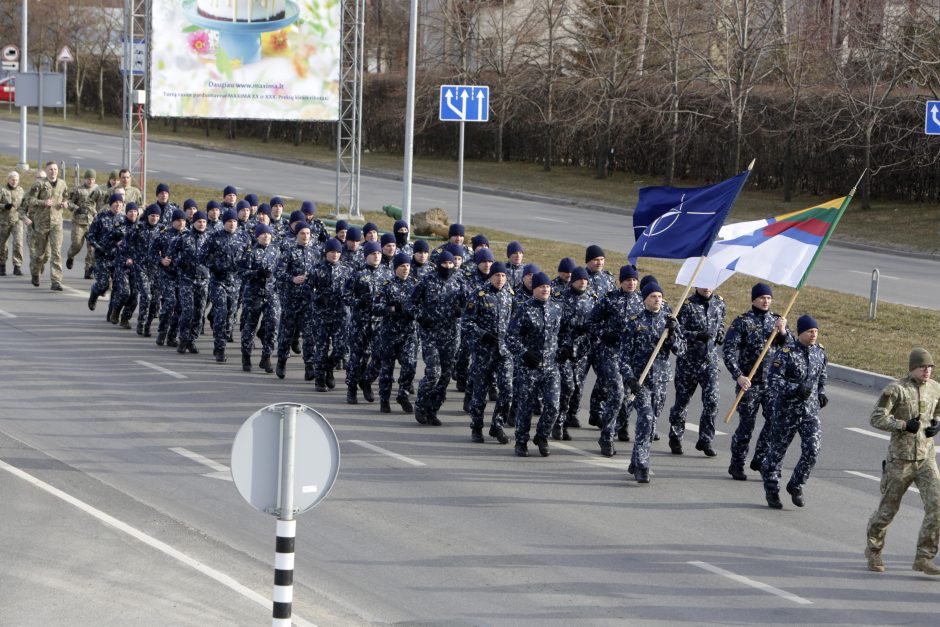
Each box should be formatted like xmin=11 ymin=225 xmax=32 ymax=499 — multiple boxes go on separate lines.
xmin=629 ymin=171 xmax=750 ymax=265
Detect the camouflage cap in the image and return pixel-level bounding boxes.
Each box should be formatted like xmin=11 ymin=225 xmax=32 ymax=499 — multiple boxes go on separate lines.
xmin=909 ymin=348 xmax=935 ymax=370
xmin=83 ymin=169 xmax=96 ymax=179
xmin=109 ymin=170 xmax=119 ymax=180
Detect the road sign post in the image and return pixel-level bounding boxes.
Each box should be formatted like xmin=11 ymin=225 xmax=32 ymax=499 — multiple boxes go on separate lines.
xmin=439 ymin=85 xmax=489 ymax=224
xmin=230 ymin=403 xmax=340 ymax=627
xmin=57 ymin=47 xmax=74 ymax=121
xmin=926 ymin=101 xmax=940 ymax=135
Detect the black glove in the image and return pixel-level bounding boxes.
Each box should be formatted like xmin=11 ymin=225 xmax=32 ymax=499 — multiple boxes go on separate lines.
xmin=665 ymin=315 xmax=677 ymax=331
xmin=626 ymin=377 xmax=641 ymax=395
xmin=179 ymin=260 xmax=192 ymax=272
xmin=556 ymin=346 xmax=571 ymax=362
xmin=393 ymin=302 xmax=404 ymax=314
xmin=481 ymin=332 xmax=498 ymax=347
xmin=773 ymin=332 xmax=787 ymax=346
xmin=905 ymin=418 xmax=921 ymax=434
xmin=796 ymin=384 xmax=812 ymax=400
xmin=818 ymin=393 xmax=828 ymax=408
xmin=212 ymin=268 xmax=226 ymax=280
xmin=522 ymin=350 xmax=541 ymax=368
xmin=358 ymin=295 xmax=371 ymax=308
xmin=925 ymin=421 xmax=940 ymax=438
xmin=258 ymin=268 xmax=272 ymax=279
xmin=601 ymin=331 xmax=619 ymax=346
xmin=111 ymin=230 xmax=124 ymax=241
xmin=715 ymin=329 xmax=725 ymax=346
xmin=316 ymin=294 xmax=330 ymax=307
xmin=694 ymin=331 xmax=710 ymax=342
xmin=4 ymin=203 xmax=12 ymax=210
xmin=417 ymin=317 xmax=432 ymax=330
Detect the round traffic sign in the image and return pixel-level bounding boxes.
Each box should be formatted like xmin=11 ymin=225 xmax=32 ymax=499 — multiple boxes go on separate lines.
xmin=2 ymin=45 xmax=19 ymax=62
xmin=230 ymin=403 xmax=340 ymax=517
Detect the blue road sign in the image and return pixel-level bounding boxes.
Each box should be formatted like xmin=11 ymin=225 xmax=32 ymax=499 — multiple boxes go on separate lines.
xmin=926 ymin=101 xmax=940 ymax=135
xmin=439 ymin=85 xmax=489 ymax=122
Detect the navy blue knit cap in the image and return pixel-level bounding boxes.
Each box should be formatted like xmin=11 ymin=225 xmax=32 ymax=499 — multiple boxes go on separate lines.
xmin=393 ymin=252 xmax=411 ymax=269
xmin=751 ymin=282 xmax=773 ymax=300
xmin=235 ymin=199 xmax=250 ymax=210
xmin=301 ymin=201 xmax=316 ymax=215
xmin=445 ymin=242 xmax=464 ymax=258
xmin=531 ymin=272 xmax=551 ymax=289
xmin=620 ymin=265 xmax=639 ymax=281
xmin=381 ymin=232 xmax=396 ymax=246
xmin=363 ymin=241 xmax=382 ymax=256
xmin=641 ymin=281 xmax=663 ymax=299
xmin=108 ymin=194 xmax=123 ymax=205
xmin=585 ymin=244 xmax=604 ymax=262
xmin=125 ymin=202 xmax=138 ymax=213
xmin=363 ymin=222 xmax=378 ymax=234
xmin=258 ymin=203 xmax=272 ymax=216
xmin=192 ymin=210 xmax=207 ymax=222
xmin=223 ymin=185 xmax=237 ymax=197
xmin=474 ymin=248 xmax=495 ymax=264
xmin=144 ymin=205 xmax=162 ymax=218
xmin=155 ymin=183 xmax=169 ymax=195
xmin=335 ymin=219 xmax=348 ymax=232
xmin=245 ymin=193 xmax=259 ymax=206
xmin=254 ymin=224 xmax=274 ymax=237
xmin=289 ymin=210 xmax=304 ymax=223
xmin=206 ymin=200 xmax=221 ymax=210
xmin=294 ymin=221 xmax=310 ymax=232
xmin=471 ymin=234 xmax=489 ymax=249
xmin=522 ymin=263 xmax=540 ymax=276
xmin=437 ymin=251 xmax=455 ymax=265
xmin=489 ymin=261 xmax=508 ymax=276
xmin=393 ymin=219 xmax=409 ymax=232
xmin=324 ymin=237 xmax=343 ymax=253
xmin=171 ymin=209 xmax=186 ymax=222
xmin=413 ymin=239 xmax=430 ymax=253
xmin=507 ymin=241 xmax=523 ymax=256
xmin=449 ymin=224 xmax=465 ymax=237
xmin=222 ymin=209 xmax=238 ymax=223
xmin=270 ymin=196 xmax=284 ymax=207
xmin=797 ymin=314 xmax=818 ymax=335
xmin=639 ymin=274 xmax=658 ymax=290
xmin=346 ymin=227 xmax=362 ymax=241
xmin=571 ymin=267 xmax=589 ymax=282
xmin=184 ymin=198 xmax=198 ymax=210
xmin=557 ymin=257 xmax=576 ymax=273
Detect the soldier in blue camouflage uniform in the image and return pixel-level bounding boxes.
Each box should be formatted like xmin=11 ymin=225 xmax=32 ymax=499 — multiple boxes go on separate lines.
xmin=378 ymin=232 xmax=397 ymax=269
xmin=109 ymin=203 xmax=140 ymax=328
xmin=205 ymin=201 xmax=222 ymax=232
xmin=129 ymin=205 xmax=164 ymax=336
xmin=555 ymin=267 xmax=596 ymax=440
xmin=456 ymin=247 xmax=495 ymax=407
xmin=591 ymin=265 xmax=643 ymax=455
xmin=508 ymin=272 xmax=562 ymax=457
xmin=300 ymin=201 xmax=329 ymax=248
xmin=552 ymin=257 xmax=576 ymax=297
xmin=345 ymin=241 xmax=391 ymax=404
xmin=374 ymin=253 xmax=419 ymax=413
xmin=723 ymin=282 xmax=791 ymax=481
xmin=308 ymin=238 xmax=352 ymax=390
xmin=622 ymin=281 xmax=685 ymax=483
xmin=505 ymin=241 xmax=525 ymax=292
xmin=431 ymin=224 xmax=473 ymax=264
xmin=362 ymin=222 xmax=379 ymax=244
xmin=334 ymin=219 xmax=348 ymax=244
xmin=274 ymin=222 xmax=316 ymax=377
xmin=469 ymin=233 xmax=489 ymax=257
xmin=268 ymin=197 xmax=288 ymax=239
xmin=86 ymin=194 xmax=127 ymax=316
xmin=667 ymin=286 xmax=727 ymax=457
xmin=761 ymin=314 xmax=828 ymax=509
xmin=465 ymin=261 xmax=515 ymax=444
xmin=181 ymin=198 xmax=198 ymax=225
xmin=393 ymin=220 xmax=413 ymax=257
xmin=340 ymin=226 xmax=363 ymax=269
xmin=584 ymin=245 xmax=617 ymax=429
xmin=408 ymin=251 xmax=465 ymax=425
xmin=151 ymin=210 xmax=187 ymax=347
xmin=410 ymin=239 xmax=431 ymax=281
xmin=147 ymin=182 xmax=178 ymax=227
xmin=239 ymin=224 xmax=281 ymax=373
xmin=172 ymin=211 xmax=211 ymax=354
xmin=201 ymin=209 xmax=247 ymax=363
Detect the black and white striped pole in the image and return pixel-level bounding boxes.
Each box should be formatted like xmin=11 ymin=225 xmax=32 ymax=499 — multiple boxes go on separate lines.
xmin=230 ymin=403 xmax=341 ymax=627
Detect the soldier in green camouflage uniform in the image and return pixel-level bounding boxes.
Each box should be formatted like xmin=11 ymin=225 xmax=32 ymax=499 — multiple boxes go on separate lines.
xmin=24 ymin=162 xmax=70 ymax=290
xmin=95 ymin=171 xmax=119 ymax=214
xmin=0 ymin=171 xmax=25 ymax=276
xmin=67 ymin=169 xmax=100 ymax=276
xmin=865 ymin=348 xmax=940 ymax=575
xmin=118 ymin=169 xmax=142 ymax=207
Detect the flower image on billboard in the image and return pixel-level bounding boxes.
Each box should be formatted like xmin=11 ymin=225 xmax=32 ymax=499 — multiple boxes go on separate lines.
xmin=149 ymin=0 xmax=340 ymax=121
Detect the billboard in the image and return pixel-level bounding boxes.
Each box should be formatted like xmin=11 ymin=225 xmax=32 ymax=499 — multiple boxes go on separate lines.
xmin=149 ymin=0 xmax=340 ymax=120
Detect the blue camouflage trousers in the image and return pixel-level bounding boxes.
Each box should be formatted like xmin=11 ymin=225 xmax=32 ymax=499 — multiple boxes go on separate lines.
xmin=375 ymin=327 xmax=418 ymax=401
xmin=761 ymin=412 xmax=821 ymax=494
xmin=90 ymin=256 xmax=114 ymax=300
xmin=240 ymin=292 xmax=280 ymax=357
xmin=668 ymin=357 xmax=720 ymax=444
xmin=178 ymin=279 xmax=208 ymax=343
xmin=513 ymin=362 xmax=560 ymax=444
xmin=630 ymin=384 xmax=665 ymax=471
xmin=307 ymin=312 xmax=348 ymax=379
xmin=559 ymin=356 xmax=589 ymax=426
xmin=156 ymin=273 xmax=180 ymax=341
xmin=134 ymin=268 xmax=159 ymax=331
xmin=209 ymin=278 xmax=239 ymax=351
xmin=469 ymin=350 xmax=513 ymax=429
xmin=277 ymin=295 xmax=308 ymax=360
xmin=110 ymin=263 xmax=138 ymax=322
xmin=346 ymin=316 xmax=378 ymax=387
xmin=730 ymin=383 xmax=773 ymax=469
xmin=415 ymin=327 xmax=458 ymax=414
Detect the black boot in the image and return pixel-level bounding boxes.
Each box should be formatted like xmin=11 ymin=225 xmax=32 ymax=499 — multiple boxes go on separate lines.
xmin=766 ymin=492 xmax=783 ymax=509
xmin=567 ymin=414 xmax=581 ymax=428
xmin=396 ymin=393 xmax=413 ymax=413
xmin=786 ymin=484 xmax=805 ymax=507
xmin=414 ymin=407 xmax=428 ymax=425
xmin=276 ymin=358 xmax=287 ymax=379
xmin=325 ymin=369 xmax=336 ymax=389
xmin=242 ymin=354 xmax=252 ymax=372
xmin=380 ymin=399 xmax=391 ymax=413
xmin=156 ymin=332 xmax=166 ymax=346
xmin=551 ymin=423 xmax=562 ymax=441
xmin=136 ymin=322 xmax=145 ymax=336
xmin=470 ymin=427 xmax=484 ymax=443
xmin=290 ymin=338 xmax=301 ymax=354
xmin=314 ymin=377 xmax=328 ymax=393
xmin=13 ymin=265 xmax=22 ymax=276
xmin=143 ymin=322 xmax=152 ymax=338
xmin=260 ymin=356 xmax=273 ymax=373
xmin=728 ymin=465 xmax=747 ymax=481
xmin=119 ymin=319 xmax=131 ymax=329
xmin=346 ymin=385 xmax=358 ymax=404
xmin=177 ymin=341 xmax=187 ymax=354
xmin=108 ymin=308 xmax=119 ymax=324
xmin=599 ymin=439 xmax=615 ymax=458
xmin=187 ymin=343 xmax=199 ymax=354
xmin=166 ymin=337 xmax=179 ymax=348
xmin=669 ymin=438 xmax=683 ymax=455
xmin=66 ymin=257 xmax=73 ymax=270
xmin=214 ymin=348 xmax=227 ymax=363
xmin=489 ymin=426 xmax=509 ymax=445
xmin=304 ymin=364 xmax=315 ymax=381
xmin=515 ymin=442 xmax=528 ymax=457
xmin=533 ymin=434 xmax=550 ymax=457
xmin=88 ymin=289 xmax=98 ymax=311
xmin=359 ymin=381 xmax=375 ymax=403
xmin=617 ymin=426 xmax=631 ymax=442
xmin=0 ymin=264 xmax=6 ymax=276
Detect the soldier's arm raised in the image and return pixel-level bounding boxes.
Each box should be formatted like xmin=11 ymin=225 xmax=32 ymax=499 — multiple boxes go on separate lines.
xmin=870 ymin=385 xmax=904 ymax=432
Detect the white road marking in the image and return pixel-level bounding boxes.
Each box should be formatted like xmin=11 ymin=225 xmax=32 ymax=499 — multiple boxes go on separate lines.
xmin=60 ymin=283 xmax=88 ymax=298
xmin=348 ymin=440 xmax=425 ymax=467
xmin=531 ymin=216 xmax=566 ymax=223
xmin=75 ymin=148 xmax=101 ymax=154
xmin=170 ymin=447 xmax=232 ymax=481
xmin=685 ymin=424 xmax=728 ymax=436
xmin=0 ymin=309 xmax=15 ymax=319
xmin=134 ymin=360 xmax=187 ymax=379
xmin=848 ymin=270 xmax=899 ymax=280
xmin=688 ymin=560 xmax=813 ymax=605
xmin=0 ymin=457 xmax=316 ymax=627
xmin=845 ymin=470 xmax=919 ymax=493
xmin=232 ymin=166 xmax=250 ymax=171
xmin=183 ymin=176 xmax=200 ymax=181
xmin=846 ymin=426 xmax=890 ymax=441
xmin=550 ymin=442 xmax=593 ymax=457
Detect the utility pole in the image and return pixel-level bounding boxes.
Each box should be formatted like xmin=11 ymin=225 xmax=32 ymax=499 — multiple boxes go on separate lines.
xmin=18 ymin=0 xmax=28 ymax=170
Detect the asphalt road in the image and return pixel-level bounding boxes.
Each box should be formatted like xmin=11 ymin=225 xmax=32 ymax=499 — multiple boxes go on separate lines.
xmin=0 ymin=119 xmax=936 ymax=310
xmin=2 ymin=262 xmax=940 ymax=625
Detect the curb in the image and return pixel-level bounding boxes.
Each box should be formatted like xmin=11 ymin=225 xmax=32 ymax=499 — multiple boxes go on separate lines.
xmin=827 ymin=363 xmax=893 ymax=390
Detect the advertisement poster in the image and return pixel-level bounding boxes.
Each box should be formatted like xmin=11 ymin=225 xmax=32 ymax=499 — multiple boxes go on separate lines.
xmin=149 ymin=0 xmax=340 ymax=120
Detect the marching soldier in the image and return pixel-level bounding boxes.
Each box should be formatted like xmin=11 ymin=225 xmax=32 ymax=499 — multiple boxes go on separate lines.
xmin=0 ymin=171 xmax=25 ymax=277
xmin=239 ymin=224 xmax=281 ymax=372
xmin=274 ymin=222 xmax=316 ymax=376
xmin=556 ymin=267 xmax=596 ymax=440
xmin=307 ymin=238 xmax=352 ymax=389
xmin=118 ymin=169 xmax=142 ymax=206
xmin=86 ymin=194 xmax=127 ymax=314
xmin=24 ymin=161 xmax=70 ymax=290
xmin=67 ymin=169 xmax=100 ymax=277
xmin=865 ymin=348 xmax=940 ymax=575
xmin=345 ymin=241 xmax=390 ymax=404
xmin=374 ymin=253 xmax=419 ymax=413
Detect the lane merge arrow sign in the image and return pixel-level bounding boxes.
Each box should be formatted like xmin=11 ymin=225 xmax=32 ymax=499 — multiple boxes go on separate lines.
xmin=926 ymin=100 xmax=940 ymax=135
xmin=439 ymin=85 xmax=489 ymax=122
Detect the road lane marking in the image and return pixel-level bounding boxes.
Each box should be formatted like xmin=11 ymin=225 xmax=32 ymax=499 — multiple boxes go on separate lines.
xmin=348 ymin=440 xmax=425 ymax=467
xmin=134 ymin=360 xmax=187 ymax=379
xmin=846 ymin=427 xmax=889 ymax=441
xmin=0 ymin=458 xmax=315 ymax=627
xmin=532 ymin=216 xmax=566 ymax=223
xmin=0 ymin=309 xmax=15 ymax=318
xmin=183 ymin=176 xmax=200 ymax=181
xmin=688 ymin=560 xmax=812 ymax=605
xmin=685 ymin=424 xmax=728 ymax=436
xmin=848 ymin=270 xmax=899 ymax=280
xmin=845 ymin=470 xmax=919 ymax=493
xmin=170 ymin=447 xmax=232 ymax=481
xmin=550 ymin=442 xmax=592 ymax=457
xmin=61 ymin=283 xmax=88 ymax=298
xmin=75 ymin=148 xmax=101 ymax=154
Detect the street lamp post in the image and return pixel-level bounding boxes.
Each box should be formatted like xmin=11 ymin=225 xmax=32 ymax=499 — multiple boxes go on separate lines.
xmin=18 ymin=0 xmax=28 ymax=170
xmin=401 ymin=0 xmax=419 ymax=227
